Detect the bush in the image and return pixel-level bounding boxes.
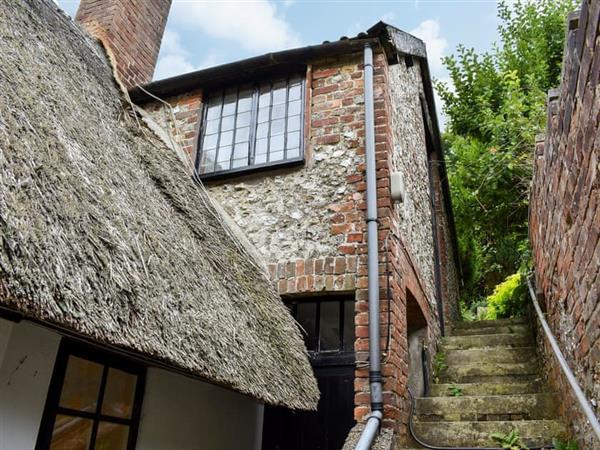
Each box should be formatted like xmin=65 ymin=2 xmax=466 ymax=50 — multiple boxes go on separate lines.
xmin=485 ymin=272 xmax=527 ymax=319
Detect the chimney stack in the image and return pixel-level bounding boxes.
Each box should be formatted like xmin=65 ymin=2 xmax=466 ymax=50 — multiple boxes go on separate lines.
xmin=76 ymin=0 xmax=172 ymax=89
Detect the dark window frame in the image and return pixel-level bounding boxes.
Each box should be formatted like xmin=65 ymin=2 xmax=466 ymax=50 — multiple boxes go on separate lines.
xmin=35 ymin=340 xmax=146 ymax=450
xmin=195 ymin=74 xmax=306 ymax=180
xmin=288 ymin=298 xmax=355 ymax=367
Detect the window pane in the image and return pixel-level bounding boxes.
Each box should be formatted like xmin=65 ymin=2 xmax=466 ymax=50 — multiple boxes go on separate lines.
xmin=255 ymin=153 xmax=267 ymax=164
xmin=295 ymin=303 xmax=317 ymax=351
xmin=232 ymin=158 xmax=248 ymax=169
xmin=343 ymin=300 xmax=355 ymax=352
xmin=217 ymin=145 xmax=232 ymax=162
xmin=59 ymin=356 xmax=103 ymax=413
xmin=220 ymin=130 xmax=234 ymax=146
xmin=257 ymin=107 xmax=270 ymax=123
xmin=289 ymin=83 xmax=302 ymax=101
xmin=258 ymin=90 xmax=270 ymax=107
xmin=236 ymin=111 xmax=251 ymax=128
xmin=270 ymin=119 xmax=285 ymax=136
xmin=320 ymin=302 xmax=341 ymax=351
xmin=237 ymin=92 xmax=252 ymax=112
xmin=95 ymin=422 xmax=129 ymax=450
xmin=202 ymin=133 xmax=218 ymax=150
xmin=287 ymin=115 xmax=301 ymax=132
xmin=235 ymin=126 xmax=249 ymax=143
xmin=101 ymin=368 xmax=137 ymax=419
xmin=50 ymin=415 xmax=93 ymax=450
xmin=270 ymin=151 xmax=284 ymax=162
xmin=221 ymin=115 xmax=235 ymax=132
xmin=200 ymin=149 xmax=216 ymax=174
xmin=204 ymin=119 xmax=220 ymax=135
xmin=271 ymin=104 xmax=286 ymax=120
xmin=287 ymin=131 xmax=300 ymax=148
xmin=234 ymin=143 xmax=249 ymax=159
xmin=201 ymin=149 xmax=216 ymax=166
xmin=272 ymin=81 xmax=286 ymax=104
xmin=287 ymin=147 xmax=300 ymax=159
xmin=222 ymin=98 xmax=236 ymax=116
xmin=206 ymin=103 xmax=221 ymax=120
xmin=270 ymin=134 xmax=284 ymax=152
xmin=256 ymin=123 xmax=269 ymax=139
xmin=288 ymin=100 xmax=301 ymax=116
xmin=255 ymin=138 xmax=268 ymax=155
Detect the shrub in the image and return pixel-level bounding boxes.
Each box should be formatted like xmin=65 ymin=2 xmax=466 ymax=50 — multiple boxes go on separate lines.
xmin=485 ymin=272 xmax=527 ymax=319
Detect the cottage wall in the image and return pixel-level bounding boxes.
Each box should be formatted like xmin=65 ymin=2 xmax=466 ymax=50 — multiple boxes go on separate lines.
xmin=137 ymin=368 xmax=262 ymax=450
xmin=0 ymin=320 xmax=60 ymax=450
xmin=529 ymin=3 xmax=600 ymax=449
xmin=141 ymin=47 xmax=459 ymax=441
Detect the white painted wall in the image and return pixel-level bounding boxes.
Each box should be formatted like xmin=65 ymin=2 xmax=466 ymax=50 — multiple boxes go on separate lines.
xmin=137 ymin=368 xmax=263 ymax=450
xmin=0 ymin=319 xmax=61 ymax=450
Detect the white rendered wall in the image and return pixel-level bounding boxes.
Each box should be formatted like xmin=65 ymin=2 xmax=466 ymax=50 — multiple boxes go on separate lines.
xmin=0 ymin=319 xmax=61 ymax=450
xmin=137 ymin=368 xmax=263 ymax=450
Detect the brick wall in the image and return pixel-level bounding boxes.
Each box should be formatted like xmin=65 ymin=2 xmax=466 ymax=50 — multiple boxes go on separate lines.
xmin=76 ymin=0 xmax=172 ymax=89
xmin=139 ymin=47 xmax=457 ymax=444
xmin=529 ymin=2 xmax=600 ymax=448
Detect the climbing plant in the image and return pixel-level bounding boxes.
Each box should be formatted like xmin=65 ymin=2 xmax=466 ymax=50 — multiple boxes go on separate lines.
xmin=435 ymin=0 xmax=576 ymax=309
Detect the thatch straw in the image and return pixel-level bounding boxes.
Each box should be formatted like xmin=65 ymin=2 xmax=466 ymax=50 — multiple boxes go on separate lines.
xmin=0 ymin=0 xmax=318 ymax=410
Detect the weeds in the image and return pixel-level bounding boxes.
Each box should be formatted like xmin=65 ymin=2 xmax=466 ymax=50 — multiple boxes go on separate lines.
xmin=490 ymin=430 xmax=529 ymax=449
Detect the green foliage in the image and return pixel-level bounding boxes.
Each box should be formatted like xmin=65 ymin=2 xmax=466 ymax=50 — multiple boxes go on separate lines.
xmin=552 ymin=438 xmax=579 ymax=450
xmin=485 ymin=272 xmax=528 ymax=319
xmin=436 ymin=0 xmax=576 ymax=305
xmin=490 ymin=430 xmax=529 ymax=450
xmin=448 ymin=385 xmax=463 ymax=397
xmin=433 ymin=352 xmax=448 ymax=383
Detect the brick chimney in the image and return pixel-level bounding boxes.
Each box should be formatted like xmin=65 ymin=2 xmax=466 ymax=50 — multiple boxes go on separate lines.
xmin=76 ymin=0 xmax=172 ymax=89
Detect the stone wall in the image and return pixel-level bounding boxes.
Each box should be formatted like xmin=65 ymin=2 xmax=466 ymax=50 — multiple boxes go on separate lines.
xmin=529 ymin=3 xmax=600 ymax=448
xmin=138 ymin=46 xmax=457 ymax=443
xmin=388 ymin=60 xmax=437 ymax=317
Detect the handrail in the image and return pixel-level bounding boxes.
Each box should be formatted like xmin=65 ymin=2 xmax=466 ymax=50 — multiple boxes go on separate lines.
xmin=527 ymin=278 xmax=600 ymax=442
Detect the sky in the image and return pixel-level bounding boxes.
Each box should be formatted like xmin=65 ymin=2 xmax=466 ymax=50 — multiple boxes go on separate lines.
xmin=55 ymin=0 xmax=503 ymax=128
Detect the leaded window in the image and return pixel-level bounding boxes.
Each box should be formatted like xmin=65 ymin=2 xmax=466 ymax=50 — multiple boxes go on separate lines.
xmin=288 ymin=298 xmax=355 ymax=356
xmin=36 ymin=341 xmax=145 ymax=450
xmin=197 ymin=75 xmax=305 ymax=177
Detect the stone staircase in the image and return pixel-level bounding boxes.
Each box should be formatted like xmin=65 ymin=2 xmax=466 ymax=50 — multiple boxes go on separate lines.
xmin=407 ymin=318 xmax=567 ymax=449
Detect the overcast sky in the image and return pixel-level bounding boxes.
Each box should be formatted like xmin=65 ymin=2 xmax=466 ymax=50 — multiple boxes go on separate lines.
xmin=56 ymin=0 xmax=502 ymax=128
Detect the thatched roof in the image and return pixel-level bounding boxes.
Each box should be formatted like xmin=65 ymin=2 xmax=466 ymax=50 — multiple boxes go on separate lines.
xmin=0 ymin=0 xmax=318 ymax=410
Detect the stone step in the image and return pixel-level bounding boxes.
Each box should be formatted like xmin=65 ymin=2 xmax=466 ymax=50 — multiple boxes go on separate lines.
xmin=441 ymin=332 xmax=533 ymax=350
xmin=440 ymin=362 xmax=539 ymax=383
xmin=454 ymin=318 xmax=528 ymax=329
xmin=416 ymin=393 xmax=559 ymax=422
xmin=452 ymin=323 xmax=530 ymax=336
xmin=445 ymin=346 xmax=538 ymax=365
xmin=429 ymin=380 xmax=544 ymax=397
xmin=413 ymin=420 xmax=567 ymax=448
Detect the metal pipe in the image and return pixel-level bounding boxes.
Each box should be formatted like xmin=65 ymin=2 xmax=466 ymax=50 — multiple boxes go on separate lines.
xmin=354 ymin=42 xmax=383 ymax=450
xmin=527 ymin=278 xmax=600 ymax=442
xmin=355 ymin=412 xmax=383 ymax=450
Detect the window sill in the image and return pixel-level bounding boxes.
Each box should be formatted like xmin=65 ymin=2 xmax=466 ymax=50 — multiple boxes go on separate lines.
xmin=195 ymin=156 xmax=305 ymax=182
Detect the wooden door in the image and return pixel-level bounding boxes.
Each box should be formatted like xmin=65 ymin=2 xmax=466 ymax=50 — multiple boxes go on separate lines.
xmin=262 ymin=298 xmax=356 ymax=450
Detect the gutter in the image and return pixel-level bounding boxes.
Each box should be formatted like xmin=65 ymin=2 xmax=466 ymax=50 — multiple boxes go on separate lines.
xmin=354 ymin=42 xmax=384 ymax=450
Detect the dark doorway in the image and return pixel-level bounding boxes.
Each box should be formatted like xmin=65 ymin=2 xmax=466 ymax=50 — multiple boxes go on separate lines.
xmin=262 ymin=297 xmax=356 ymax=450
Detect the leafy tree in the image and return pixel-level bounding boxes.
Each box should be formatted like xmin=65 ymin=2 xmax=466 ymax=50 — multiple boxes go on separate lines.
xmin=436 ymin=0 xmax=576 ymax=307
